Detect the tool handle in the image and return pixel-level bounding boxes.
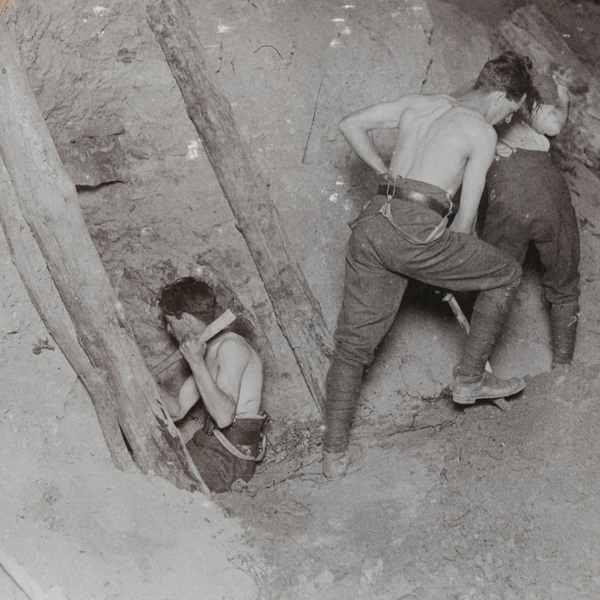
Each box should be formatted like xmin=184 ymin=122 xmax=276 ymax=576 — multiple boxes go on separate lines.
xmin=442 ymin=293 xmax=471 ymax=333
xmin=0 ymin=543 xmax=47 ymax=600
xmin=150 ymin=309 xmax=236 ymax=377
xmin=0 ymin=1 xmax=9 ymax=19
xmin=442 ymin=292 xmax=508 ymax=409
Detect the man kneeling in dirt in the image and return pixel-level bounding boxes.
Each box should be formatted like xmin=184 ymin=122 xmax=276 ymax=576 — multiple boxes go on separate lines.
xmin=158 ymin=277 xmax=268 ymax=493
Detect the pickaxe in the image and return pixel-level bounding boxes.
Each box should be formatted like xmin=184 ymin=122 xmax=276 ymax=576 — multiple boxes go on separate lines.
xmin=150 ymin=308 xmax=236 ymax=377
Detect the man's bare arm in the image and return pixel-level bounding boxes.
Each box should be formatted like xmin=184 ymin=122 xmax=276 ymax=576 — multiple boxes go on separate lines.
xmin=450 ymin=125 xmax=497 ymax=235
xmin=531 ymin=80 xmax=569 ymax=137
xmin=339 ymin=98 xmax=414 ymax=176
xmin=180 ymin=335 xmax=252 ymax=429
xmin=160 ymin=385 xmax=194 ymax=421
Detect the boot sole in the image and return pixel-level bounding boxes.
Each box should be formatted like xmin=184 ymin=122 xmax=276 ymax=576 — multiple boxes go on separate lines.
xmin=451 ymin=380 xmax=526 ymax=406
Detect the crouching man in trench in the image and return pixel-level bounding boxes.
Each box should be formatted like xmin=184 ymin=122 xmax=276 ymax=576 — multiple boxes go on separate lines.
xmin=324 ymin=52 xmax=539 ymax=479
xmin=157 ymin=277 xmax=268 ymax=493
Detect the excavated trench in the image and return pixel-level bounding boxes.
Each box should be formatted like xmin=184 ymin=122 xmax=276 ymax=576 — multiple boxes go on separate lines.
xmin=1 ymin=1 xmax=600 ymax=599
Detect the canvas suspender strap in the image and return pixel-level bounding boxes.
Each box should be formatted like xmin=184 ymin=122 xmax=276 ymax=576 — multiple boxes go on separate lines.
xmin=213 ymin=429 xmax=267 ymax=462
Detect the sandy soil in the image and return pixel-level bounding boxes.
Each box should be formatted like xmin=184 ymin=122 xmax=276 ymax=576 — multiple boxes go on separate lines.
xmin=1 ymin=1 xmax=600 ymax=599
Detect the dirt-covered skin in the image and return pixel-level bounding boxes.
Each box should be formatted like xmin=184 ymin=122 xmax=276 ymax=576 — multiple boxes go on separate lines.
xmin=1 ymin=1 xmax=600 ymax=599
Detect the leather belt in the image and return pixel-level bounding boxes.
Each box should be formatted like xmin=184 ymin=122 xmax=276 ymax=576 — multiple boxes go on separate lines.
xmin=377 ymin=184 xmax=452 ymax=218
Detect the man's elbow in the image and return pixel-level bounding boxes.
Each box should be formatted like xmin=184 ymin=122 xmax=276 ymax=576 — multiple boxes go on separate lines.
xmin=214 ymin=413 xmax=235 ymax=429
xmin=538 ymin=113 xmax=567 ymax=137
xmin=542 ymin=122 xmax=564 ymax=137
xmin=338 ymin=116 xmax=351 ymax=137
xmin=339 ymin=114 xmax=361 ymax=138
xmin=213 ymin=403 xmax=236 ymax=429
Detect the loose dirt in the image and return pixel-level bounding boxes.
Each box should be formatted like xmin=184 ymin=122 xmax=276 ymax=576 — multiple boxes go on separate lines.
xmin=1 ymin=1 xmax=600 ymax=599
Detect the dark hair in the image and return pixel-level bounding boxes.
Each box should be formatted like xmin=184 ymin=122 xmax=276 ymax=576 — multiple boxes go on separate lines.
xmin=158 ymin=277 xmax=216 ymax=321
xmin=474 ymin=51 xmax=539 ymax=113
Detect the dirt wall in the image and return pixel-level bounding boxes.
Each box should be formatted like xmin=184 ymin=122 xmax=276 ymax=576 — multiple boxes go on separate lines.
xmin=4 ymin=0 xmax=439 ymax=420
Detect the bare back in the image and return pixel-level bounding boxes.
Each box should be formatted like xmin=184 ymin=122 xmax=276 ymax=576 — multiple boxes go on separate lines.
xmin=204 ymin=331 xmax=263 ymax=417
xmin=389 ymin=95 xmax=493 ymax=197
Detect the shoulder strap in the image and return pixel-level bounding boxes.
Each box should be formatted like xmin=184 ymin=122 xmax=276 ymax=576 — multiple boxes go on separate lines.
xmin=213 ymin=429 xmax=267 ymax=462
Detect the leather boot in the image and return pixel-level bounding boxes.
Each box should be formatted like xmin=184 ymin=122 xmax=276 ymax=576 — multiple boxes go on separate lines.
xmin=323 ymin=358 xmax=364 ymax=477
xmin=452 ymin=284 xmax=524 ymax=404
xmin=550 ymin=301 xmax=579 ymax=367
xmin=323 ymin=358 xmax=364 ymax=453
xmin=450 ymin=370 xmax=525 ymax=405
xmin=323 ymin=444 xmax=364 ymax=480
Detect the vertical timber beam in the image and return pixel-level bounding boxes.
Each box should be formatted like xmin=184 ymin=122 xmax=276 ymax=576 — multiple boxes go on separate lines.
xmin=147 ymin=0 xmax=333 ymax=417
xmin=0 ymin=22 xmax=208 ymax=493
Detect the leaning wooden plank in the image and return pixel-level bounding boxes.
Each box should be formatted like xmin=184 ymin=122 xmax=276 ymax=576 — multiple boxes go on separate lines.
xmin=0 ymin=22 xmax=208 ymax=494
xmin=147 ymin=0 xmax=333 ymax=417
xmin=0 ymin=158 xmax=129 ymax=471
xmin=495 ymin=4 xmax=600 ymax=170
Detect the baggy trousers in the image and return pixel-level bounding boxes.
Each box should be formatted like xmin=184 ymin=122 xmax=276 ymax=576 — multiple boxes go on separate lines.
xmin=325 ymin=179 xmax=522 ymax=453
xmin=483 ymin=149 xmax=580 ymax=306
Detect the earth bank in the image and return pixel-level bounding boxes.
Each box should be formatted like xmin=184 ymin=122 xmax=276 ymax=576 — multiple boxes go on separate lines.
xmin=1 ymin=1 xmax=600 ymax=599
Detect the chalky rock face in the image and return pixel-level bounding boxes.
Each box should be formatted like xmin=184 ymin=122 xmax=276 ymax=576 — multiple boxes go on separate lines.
xmin=6 ymin=0 xmax=437 ymax=418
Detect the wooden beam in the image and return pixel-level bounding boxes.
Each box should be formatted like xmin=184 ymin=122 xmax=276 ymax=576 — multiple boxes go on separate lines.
xmin=495 ymin=4 xmax=600 ymax=170
xmin=147 ymin=0 xmax=333 ymax=417
xmin=0 ymin=22 xmax=209 ymax=494
xmin=0 ymin=0 xmax=9 ymax=20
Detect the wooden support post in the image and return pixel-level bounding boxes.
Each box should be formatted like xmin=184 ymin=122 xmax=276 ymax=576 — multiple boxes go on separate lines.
xmin=0 ymin=22 xmax=209 ymax=494
xmin=147 ymin=0 xmax=333 ymax=417
xmin=495 ymin=4 xmax=600 ymax=170
xmin=0 ymin=0 xmax=9 ymax=20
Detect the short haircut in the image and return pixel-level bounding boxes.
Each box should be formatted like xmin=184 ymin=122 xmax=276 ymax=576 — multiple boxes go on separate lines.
xmin=158 ymin=277 xmax=216 ymax=322
xmin=474 ymin=51 xmax=539 ymax=113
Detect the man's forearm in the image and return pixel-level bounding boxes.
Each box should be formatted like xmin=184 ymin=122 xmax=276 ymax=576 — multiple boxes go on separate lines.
xmin=339 ymin=121 xmax=388 ymax=176
xmin=449 ymin=209 xmax=477 ymax=235
xmin=188 ymin=361 xmax=236 ymax=428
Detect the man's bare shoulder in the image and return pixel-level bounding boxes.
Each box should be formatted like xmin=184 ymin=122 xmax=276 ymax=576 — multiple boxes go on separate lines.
xmin=212 ymin=331 xmax=257 ymax=363
xmin=397 ymin=93 xmax=455 ymax=109
xmin=446 ymin=106 xmax=497 ymax=142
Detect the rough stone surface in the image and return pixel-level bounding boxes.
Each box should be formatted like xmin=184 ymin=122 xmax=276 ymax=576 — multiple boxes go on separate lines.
xmin=2 ymin=0 xmax=600 ymax=599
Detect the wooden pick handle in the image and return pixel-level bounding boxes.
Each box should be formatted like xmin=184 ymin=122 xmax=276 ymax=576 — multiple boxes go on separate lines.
xmin=150 ymin=309 xmax=236 ymax=377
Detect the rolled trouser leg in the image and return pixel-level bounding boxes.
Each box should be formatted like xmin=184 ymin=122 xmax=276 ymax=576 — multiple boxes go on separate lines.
xmin=456 ymin=281 xmax=519 ymax=380
xmin=323 ymin=357 xmax=365 ymax=454
xmin=551 ymin=301 xmax=579 ymax=367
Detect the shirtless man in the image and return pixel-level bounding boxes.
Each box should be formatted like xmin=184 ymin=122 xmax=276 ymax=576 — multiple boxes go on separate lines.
xmin=158 ymin=277 xmax=267 ymax=492
xmin=324 ymin=52 xmax=537 ymax=478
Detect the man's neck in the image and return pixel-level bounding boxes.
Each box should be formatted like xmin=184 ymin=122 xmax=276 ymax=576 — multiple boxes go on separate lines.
xmin=453 ymin=91 xmax=491 ymax=122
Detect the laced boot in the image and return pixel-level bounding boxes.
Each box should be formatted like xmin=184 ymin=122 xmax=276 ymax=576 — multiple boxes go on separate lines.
xmin=550 ymin=302 xmax=579 ymax=368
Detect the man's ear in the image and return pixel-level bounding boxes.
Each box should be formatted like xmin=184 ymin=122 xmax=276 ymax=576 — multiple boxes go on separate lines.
xmin=181 ymin=312 xmax=192 ymax=325
xmin=491 ymin=91 xmax=507 ymax=105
